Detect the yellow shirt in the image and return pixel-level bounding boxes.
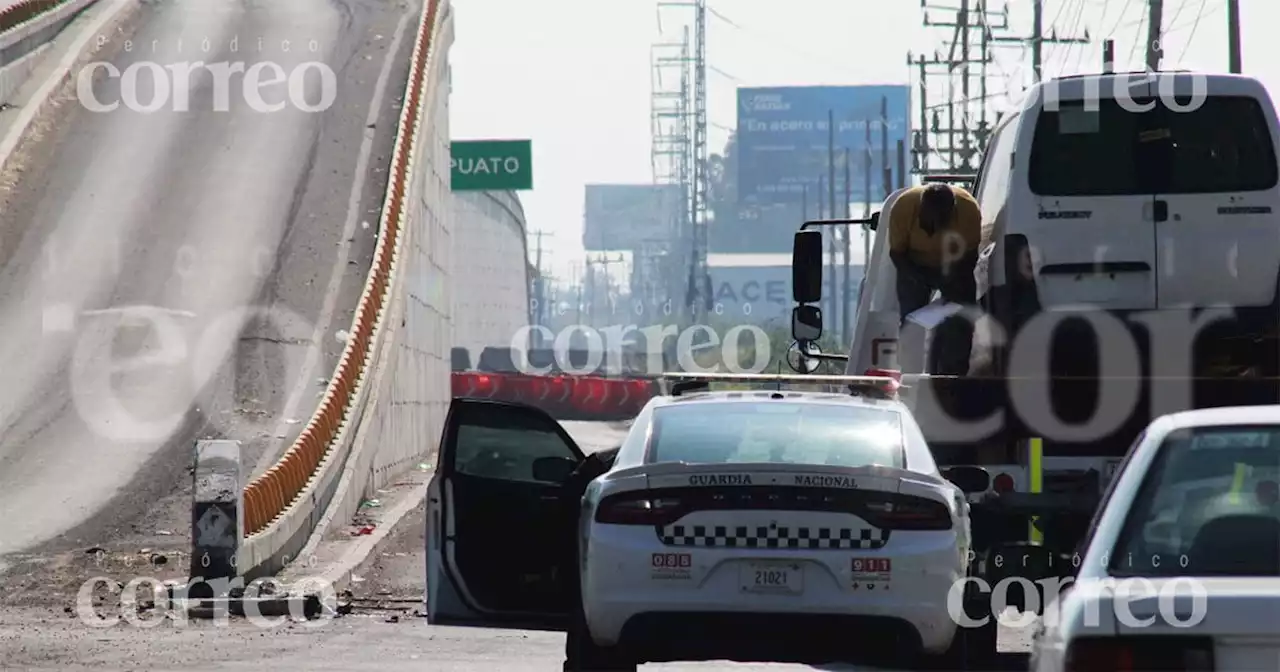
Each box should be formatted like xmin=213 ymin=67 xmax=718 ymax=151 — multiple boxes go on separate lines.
xmin=888 ymin=184 xmax=982 ymax=269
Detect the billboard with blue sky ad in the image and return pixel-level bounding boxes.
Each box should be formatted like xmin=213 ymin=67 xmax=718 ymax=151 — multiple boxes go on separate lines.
xmin=736 ymin=85 xmax=910 ymax=206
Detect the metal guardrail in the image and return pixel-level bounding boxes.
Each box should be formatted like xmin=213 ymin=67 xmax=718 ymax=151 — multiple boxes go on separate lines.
xmin=239 ymin=0 xmax=442 ymax=536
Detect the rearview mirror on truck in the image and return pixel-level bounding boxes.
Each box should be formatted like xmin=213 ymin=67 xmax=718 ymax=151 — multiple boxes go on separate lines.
xmin=792 ymin=230 xmax=823 ymax=303
xmin=791 ymin=305 xmax=822 ymax=342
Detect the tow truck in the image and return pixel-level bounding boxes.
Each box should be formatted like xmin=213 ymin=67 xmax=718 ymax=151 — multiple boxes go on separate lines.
xmin=785 ymin=77 xmax=1280 ymax=634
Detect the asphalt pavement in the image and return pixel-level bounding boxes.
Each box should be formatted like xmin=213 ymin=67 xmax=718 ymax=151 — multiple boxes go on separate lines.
xmin=0 ymin=0 xmax=416 ymax=589
xmin=0 ymin=420 xmax=1036 ymax=671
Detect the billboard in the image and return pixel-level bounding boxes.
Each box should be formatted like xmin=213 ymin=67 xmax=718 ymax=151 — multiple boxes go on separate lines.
xmin=736 ymin=85 xmax=910 ymax=206
xmin=582 ymin=184 xmax=684 ymax=252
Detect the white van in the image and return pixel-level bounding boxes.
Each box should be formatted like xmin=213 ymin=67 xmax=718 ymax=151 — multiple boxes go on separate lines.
xmin=973 ymin=71 xmax=1280 ymax=376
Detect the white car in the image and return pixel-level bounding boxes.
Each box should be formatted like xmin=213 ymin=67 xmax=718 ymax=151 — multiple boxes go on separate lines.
xmin=1031 ymin=405 xmax=1280 ymax=671
xmin=426 ymin=374 xmax=988 ymax=668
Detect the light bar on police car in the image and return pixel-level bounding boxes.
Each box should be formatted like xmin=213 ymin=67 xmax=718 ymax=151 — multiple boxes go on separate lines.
xmin=659 ymin=372 xmax=908 ymax=391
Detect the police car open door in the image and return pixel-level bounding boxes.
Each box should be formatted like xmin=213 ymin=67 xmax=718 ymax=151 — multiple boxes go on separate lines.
xmin=426 ymin=398 xmax=587 ymax=629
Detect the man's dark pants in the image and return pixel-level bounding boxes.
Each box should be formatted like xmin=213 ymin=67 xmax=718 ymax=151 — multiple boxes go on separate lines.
xmin=896 ymin=252 xmax=978 ymax=376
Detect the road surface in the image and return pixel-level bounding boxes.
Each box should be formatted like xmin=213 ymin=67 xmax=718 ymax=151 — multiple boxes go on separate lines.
xmin=0 ymin=0 xmax=416 ymax=576
xmin=0 ymin=421 xmax=1035 ymax=669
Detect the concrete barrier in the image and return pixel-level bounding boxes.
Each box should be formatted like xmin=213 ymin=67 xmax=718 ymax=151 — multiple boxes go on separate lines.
xmin=451 ymin=189 xmax=531 ymax=366
xmin=0 ymin=0 xmax=105 ymax=102
xmin=0 ymin=0 xmax=138 ymax=175
xmin=234 ymin=0 xmax=453 ymax=578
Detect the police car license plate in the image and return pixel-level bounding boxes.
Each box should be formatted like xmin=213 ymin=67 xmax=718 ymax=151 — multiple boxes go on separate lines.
xmin=739 ymin=562 xmax=803 ymax=594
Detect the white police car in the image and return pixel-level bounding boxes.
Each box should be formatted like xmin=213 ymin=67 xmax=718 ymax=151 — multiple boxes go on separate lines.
xmin=1031 ymin=406 xmax=1280 ymax=671
xmin=426 ymin=373 xmax=984 ymax=668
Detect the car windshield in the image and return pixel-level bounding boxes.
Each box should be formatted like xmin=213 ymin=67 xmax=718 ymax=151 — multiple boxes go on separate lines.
xmin=1110 ymin=425 xmax=1280 ymax=577
xmin=648 ymin=402 xmax=904 ymax=468
xmin=1028 ymin=95 xmax=1277 ymax=196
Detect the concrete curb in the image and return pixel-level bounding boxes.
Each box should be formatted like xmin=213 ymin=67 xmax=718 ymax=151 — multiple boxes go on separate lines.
xmin=0 ymin=0 xmax=98 ymax=52
xmin=314 ymin=480 xmax=428 ymax=596
xmin=0 ymin=42 xmax=50 ymax=105
xmin=284 ymin=262 xmax=411 ymax=576
xmin=0 ymin=0 xmax=135 ymax=174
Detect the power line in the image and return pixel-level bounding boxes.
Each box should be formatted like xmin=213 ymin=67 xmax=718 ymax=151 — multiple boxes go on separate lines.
xmin=706 ymin=3 xmax=870 ymax=80
xmin=1104 ymin=0 xmax=1138 ymax=39
xmin=1126 ymin=12 xmax=1146 ymax=66
xmin=1175 ymin=0 xmax=1211 ymax=63
xmin=1062 ymin=0 xmax=1092 ymax=75
xmin=1165 ymin=0 xmax=1192 ymax=31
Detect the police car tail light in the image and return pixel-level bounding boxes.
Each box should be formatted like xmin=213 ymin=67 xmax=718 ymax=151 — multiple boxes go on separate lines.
xmin=992 ymin=472 xmax=1015 ymax=493
xmin=861 ymin=494 xmax=951 ymax=530
xmin=1064 ymin=635 xmax=1214 ymax=671
xmin=594 ymin=492 xmax=686 ymax=526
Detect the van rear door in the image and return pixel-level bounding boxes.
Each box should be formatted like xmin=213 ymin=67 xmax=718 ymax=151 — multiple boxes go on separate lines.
xmin=1024 ymin=79 xmax=1158 ymax=310
xmin=1150 ymin=75 xmax=1280 ymax=311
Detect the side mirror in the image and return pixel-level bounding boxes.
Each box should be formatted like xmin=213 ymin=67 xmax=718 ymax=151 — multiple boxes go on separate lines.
xmin=786 ymin=340 xmax=822 ymax=374
xmin=867 ymin=211 xmax=880 ymax=232
xmin=941 ymin=465 xmax=990 ymax=494
xmin=532 ymin=456 xmax=578 ymax=484
xmin=792 ymin=230 xmax=823 ymax=303
xmin=791 ymin=305 xmax=822 ymax=342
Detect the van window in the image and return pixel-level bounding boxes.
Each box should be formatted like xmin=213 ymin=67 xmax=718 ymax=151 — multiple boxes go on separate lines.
xmin=975 ymin=118 xmax=1015 ymax=213
xmin=1161 ymin=96 xmax=1278 ymax=194
xmin=1028 ymin=98 xmax=1152 ymax=196
xmin=1028 ymin=96 xmax=1278 ymax=196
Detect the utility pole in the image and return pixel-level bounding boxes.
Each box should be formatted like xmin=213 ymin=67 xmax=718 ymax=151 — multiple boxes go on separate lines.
xmin=531 ymin=230 xmax=550 ymax=340
xmin=571 ymin=262 xmax=582 ymax=326
xmin=1146 ymin=0 xmax=1163 ymax=72
xmin=819 ymin=173 xmax=834 ymax=321
xmin=828 ymin=108 xmax=837 ymax=338
xmin=1227 ymin=0 xmax=1241 ymax=73
xmin=880 ymin=97 xmax=892 ymax=201
xmin=912 ymin=1 xmax=1010 ymax=175
xmin=990 ymin=0 xmax=1090 ymax=82
xmin=842 ymin=148 xmax=852 ymax=343
xmin=863 ymin=119 xmax=872 ymax=272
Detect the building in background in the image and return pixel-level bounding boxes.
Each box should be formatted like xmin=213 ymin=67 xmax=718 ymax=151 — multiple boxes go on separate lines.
xmin=451 ymin=189 xmax=531 ymax=363
xmin=582 ymin=183 xmax=685 ymax=327
xmin=708 ymin=253 xmax=864 ymax=332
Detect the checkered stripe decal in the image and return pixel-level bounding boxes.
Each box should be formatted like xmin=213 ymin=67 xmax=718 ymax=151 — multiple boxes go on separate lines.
xmin=657 ymin=524 xmax=889 ymax=549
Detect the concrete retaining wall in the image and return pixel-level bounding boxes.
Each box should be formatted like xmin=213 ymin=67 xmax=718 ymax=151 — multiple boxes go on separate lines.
xmin=360 ymin=0 xmax=455 ymax=494
xmin=450 ymin=189 xmax=531 ymax=364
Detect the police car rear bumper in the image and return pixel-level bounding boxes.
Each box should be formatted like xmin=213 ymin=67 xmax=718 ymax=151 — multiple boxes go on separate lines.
xmin=580 ymin=524 xmax=962 ymax=654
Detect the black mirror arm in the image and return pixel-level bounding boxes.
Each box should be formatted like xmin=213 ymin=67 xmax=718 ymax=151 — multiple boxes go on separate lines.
xmin=801 ymin=217 xmax=875 ymax=231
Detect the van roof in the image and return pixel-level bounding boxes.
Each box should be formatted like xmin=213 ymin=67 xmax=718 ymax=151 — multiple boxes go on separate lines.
xmin=1013 ymin=71 xmax=1270 ymax=113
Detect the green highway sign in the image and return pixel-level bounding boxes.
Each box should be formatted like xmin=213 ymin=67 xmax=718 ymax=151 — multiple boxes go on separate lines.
xmin=450 ymin=139 xmax=532 ymax=191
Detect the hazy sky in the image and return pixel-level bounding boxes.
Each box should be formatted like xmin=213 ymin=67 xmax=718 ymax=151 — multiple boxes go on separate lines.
xmin=448 ymin=0 xmax=1276 ymax=280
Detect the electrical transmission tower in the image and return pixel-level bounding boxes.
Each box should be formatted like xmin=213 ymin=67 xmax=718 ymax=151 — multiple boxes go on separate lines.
xmin=652 ymin=0 xmax=711 ymax=322
xmin=650 ymin=29 xmax=691 ymax=317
